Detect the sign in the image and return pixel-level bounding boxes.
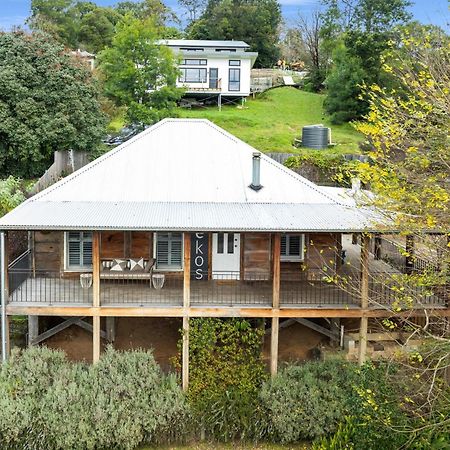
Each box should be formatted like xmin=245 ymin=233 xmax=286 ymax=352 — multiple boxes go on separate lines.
xmin=191 ymin=233 xmax=209 ymax=280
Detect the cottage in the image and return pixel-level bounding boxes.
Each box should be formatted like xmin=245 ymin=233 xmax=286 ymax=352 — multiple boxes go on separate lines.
xmin=158 ymin=39 xmax=258 ymax=98
xmin=0 ymin=119 xmax=446 ymax=386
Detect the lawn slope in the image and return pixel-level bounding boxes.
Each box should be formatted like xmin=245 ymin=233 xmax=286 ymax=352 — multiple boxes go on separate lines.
xmin=180 ymin=87 xmax=362 ymax=154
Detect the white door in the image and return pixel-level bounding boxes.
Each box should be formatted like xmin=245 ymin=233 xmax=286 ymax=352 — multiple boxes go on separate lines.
xmin=212 ymin=233 xmax=240 ymax=280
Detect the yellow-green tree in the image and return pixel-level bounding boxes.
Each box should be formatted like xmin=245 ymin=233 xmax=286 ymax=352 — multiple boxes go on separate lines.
xmin=354 ymin=28 xmax=450 ymax=443
xmin=356 ymin=27 xmax=449 ymax=232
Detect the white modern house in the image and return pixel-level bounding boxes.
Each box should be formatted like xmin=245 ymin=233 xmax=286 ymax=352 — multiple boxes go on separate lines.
xmin=158 ymin=39 xmax=258 ymax=98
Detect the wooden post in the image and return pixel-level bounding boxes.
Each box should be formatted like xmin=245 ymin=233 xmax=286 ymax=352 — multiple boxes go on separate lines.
xmin=183 ymin=234 xmax=191 ymax=309
xmin=405 ymin=234 xmax=415 ymax=275
xmin=106 ymin=317 xmax=115 ymax=343
xmin=182 ymin=233 xmax=191 ymax=391
xmin=28 ymin=316 xmax=39 ymax=346
xmin=270 ymin=317 xmax=279 ymax=377
xmin=271 ymin=234 xmax=281 ymax=376
xmin=373 ymin=234 xmax=382 ymax=260
xmin=182 ymin=316 xmax=189 ymax=391
xmin=358 ymin=234 xmax=370 ymax=365
xmin=272 ymin=234 xmax=281 ymax=308
xmin=92 ymin=232 xmax=100 ymax=363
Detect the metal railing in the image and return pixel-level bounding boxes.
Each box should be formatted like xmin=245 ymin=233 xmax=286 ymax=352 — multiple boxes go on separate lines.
xmin=375 ymin=238 xmax=439 ymax=274
xmin=190 ymin=272 xmax=272 ymax=306
xmin=280 ymin=274 xmax=359 ymax=307
xmin=8 ymin=269 xmax=92 ymax=305
xmin=100 ymin=274 xmax=183 ymax=306
xmin=8 ymin=250 xmax=31 ymax=293
xmin=7 ymin=265 xmax=446 ymax=309
xmin=369 ymin=272 xmax=447 ymax=309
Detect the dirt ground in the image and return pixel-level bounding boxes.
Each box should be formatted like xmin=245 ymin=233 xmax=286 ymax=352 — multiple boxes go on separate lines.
xmin=44 ymin=317 xmax=328 ymax=367
xmin=45 ymin=317 xmax=182 ymax=369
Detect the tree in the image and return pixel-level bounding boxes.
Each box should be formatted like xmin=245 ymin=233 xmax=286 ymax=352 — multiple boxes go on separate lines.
xmin=115 ymin=0 xmax=178 ymax=26
xmin=98 ymin=15 xmax=183 ymax=125
xmin=350 ymin=28 xmax=450 ymax=441
xmin=28 ymin=0 xmax=178 ymax=53
xmin=323 ymin=43 xmax=367 ymax=122
xmin=294 ymin=10 xmax=329 ymax=91
xmin=77 ymin=6 xmax=122 ymax=53
xmin=187 ymin=0 xmax=282 ymax=68
xmin=0 ymin=177 xmax=25 ymax=217
xmin=0 ymin=31 xmax=106 ymax=178
xmin=177 ymin=0 xmax=207 ymax=22
xmin=321 ymin=0 xmax=412 ymax=122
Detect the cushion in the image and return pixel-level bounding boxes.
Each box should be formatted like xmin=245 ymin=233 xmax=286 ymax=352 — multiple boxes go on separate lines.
xmin=102 ymin=260 xmax=113 ymax=270
xmin=110 ymin=259 xmax=127 ymax=272
xmin=129 ymin=257 xmax=145 ymax=272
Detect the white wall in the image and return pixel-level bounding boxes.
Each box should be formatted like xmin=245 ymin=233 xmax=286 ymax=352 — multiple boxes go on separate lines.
xmin=173 ymin=52 xmax=253 ymax=96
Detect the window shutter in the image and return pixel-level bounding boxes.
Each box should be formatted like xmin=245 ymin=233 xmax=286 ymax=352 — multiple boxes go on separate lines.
xmin=68 ymin=240 xmax=81 ymax=266
xmin=157 ymin=233 xmax=170 ymax=266
xmin=82 ymin=237 xmax=93 ymax=266
xmin=170 ymin=233 xmax=182 ymax=267
xmin=288 ymin=235 xmax=301 ymax=257
xmin=66 ymin=231 xmax=93 ymax=268
xmin=280 ymin=235 xmax=287 ymax=256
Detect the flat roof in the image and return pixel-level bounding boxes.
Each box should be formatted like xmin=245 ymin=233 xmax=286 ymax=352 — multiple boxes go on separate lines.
xmin=158 ymin=39 xmax=250 ymax=48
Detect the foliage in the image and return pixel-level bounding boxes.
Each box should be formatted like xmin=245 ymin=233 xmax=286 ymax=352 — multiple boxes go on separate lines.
xmin=321 ymin=0 xmax=412 ymax=122
xmin=285 ymin=153 xmax=362 ymax=186
xmin=181 ymin=87 xmax=362 ymax=154
xmin=28 ymin=0 xmax=176 ymax=53
xmin=0 ymin=31 xmax=106 ymax=178
xmin=99 ymin=15 xmax=183 ymax=125
xmin=261 ymin=360 xmax=354 ymax=442
xmin=178 ymin=318 xmax=268 ymax=441
xmin=323 ymin=43 xmax=368 ymax=123
xmin=355 ymin=27 xmax=450 ymax=232
xmin=187 ymin=0 xmax=282 ymax=68
xmin=0 ymin=177 xmax=25 ymax=216
xmin=262 ymin=360 xmax=409 ymax=448
xmin=289 ymin=11 xmax=329 ymax=92
xmin=0 ymin=346 xmax=188 ymax=450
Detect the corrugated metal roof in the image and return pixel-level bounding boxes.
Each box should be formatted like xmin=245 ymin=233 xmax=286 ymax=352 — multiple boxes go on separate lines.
xmin=158 ymin=39 xmax=250 ymax=48
xmin=0 ymin=202 xmax=385 ymax=232
xmin=0 ymin=119 xmax=386 ymax=231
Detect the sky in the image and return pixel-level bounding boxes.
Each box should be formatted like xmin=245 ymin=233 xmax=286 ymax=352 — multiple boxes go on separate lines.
xmin=0 ymin=0 xmax=449 ymax=31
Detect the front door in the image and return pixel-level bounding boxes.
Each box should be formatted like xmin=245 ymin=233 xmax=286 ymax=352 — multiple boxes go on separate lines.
xmin=212 ymin=233 xmax=240 ymax=279
xmin=209 ymin=68 xmax=219 ymax=89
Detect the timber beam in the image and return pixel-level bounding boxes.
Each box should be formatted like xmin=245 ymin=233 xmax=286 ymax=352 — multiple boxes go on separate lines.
xmin=31 ymin=317 xmax=86 ymax=346
xmin=8 ymin=305 xmax=449 ymax=319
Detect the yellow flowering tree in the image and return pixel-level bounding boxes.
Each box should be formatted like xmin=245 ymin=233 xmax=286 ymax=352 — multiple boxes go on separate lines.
xmin=353 ymin=27 xmax=450 ymax=441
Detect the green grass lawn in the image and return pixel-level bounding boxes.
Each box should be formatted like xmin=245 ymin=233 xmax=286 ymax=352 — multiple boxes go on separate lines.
xmin=179 ymin=87 xmax=362 ymax=154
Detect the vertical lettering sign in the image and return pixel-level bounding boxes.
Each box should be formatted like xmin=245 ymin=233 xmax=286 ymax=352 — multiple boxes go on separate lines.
xmin=191 ymin=233 xmax=209 ymax=280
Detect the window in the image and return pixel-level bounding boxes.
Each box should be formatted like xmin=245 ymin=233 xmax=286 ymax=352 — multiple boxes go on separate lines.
xmin=228 ymin=68 xmax=240 ymax=91
xmin=180 ymin=68 xmax=207 ymax=83
xmin=65 ymin=232 xmax=93 ymax=270
xmin=216 ymin=48 xmax=236 ymax=52
xmin=229 ymin=60 xmax=241 ymax=66
xmin=180 ymin=47 xmax=204 ymax=52
xmin=280 ymin=234 xmax=304 ymax=262
xmin=181 ymin=59 xmax=207 ymax=65
xmin=155 ymin=232 xmax=183 ymax=270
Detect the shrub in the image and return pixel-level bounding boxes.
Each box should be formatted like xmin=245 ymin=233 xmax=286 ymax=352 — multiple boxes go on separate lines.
xmin=260 ymin=360 xmax=356 ymax=442
xmin=261 ymin=360 xmax=410 ymax=447
xmin=0 ymin=346 xmax=188 ymax=450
